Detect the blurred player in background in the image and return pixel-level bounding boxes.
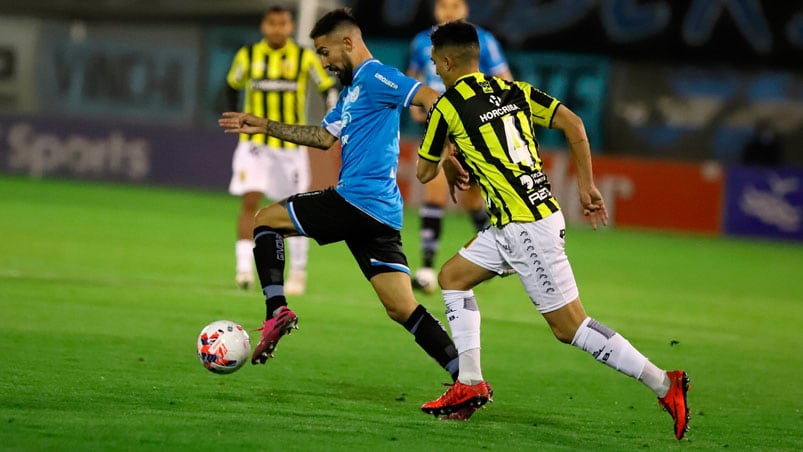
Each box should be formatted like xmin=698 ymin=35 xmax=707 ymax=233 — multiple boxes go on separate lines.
xmin=219 ymin=9 xmax=462 ymax=385
xmin=227 ymin=5 xmax=337 ymax=294
xmin=407 ymin=0 xmax=512 ymax=293
xmin=416 ymin=21 xmax=691 ymax=439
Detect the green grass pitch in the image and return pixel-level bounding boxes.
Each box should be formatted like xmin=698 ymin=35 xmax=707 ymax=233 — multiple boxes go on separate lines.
xmin=1 ymin=175 xmax=801 ymax=451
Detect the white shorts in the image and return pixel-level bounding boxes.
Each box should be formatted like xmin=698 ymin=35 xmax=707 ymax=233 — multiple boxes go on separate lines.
xmin=228 ymin=141 xmax=310 ymax=200
xmin=459 ymin=211 xmax=579 ymax=314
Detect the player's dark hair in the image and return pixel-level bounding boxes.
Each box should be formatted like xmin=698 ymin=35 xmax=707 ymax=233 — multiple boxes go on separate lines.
xmin=430 ymin=20 xmax=479 ymax=49
xmin=310 ymin=8 xmax=360 ymax=39
xmin=265 ymin=5 xmax=293 ymax=18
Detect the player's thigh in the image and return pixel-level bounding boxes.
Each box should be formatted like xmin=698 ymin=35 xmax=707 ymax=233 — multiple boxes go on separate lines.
xmin=254 ymin=201 xmax=297 ymax=232
xmin=439 ymin=251 xmax=497 ymax=291
xmin=240 ymin=191 xmax=263 ymax=212
xmin=501 ymin=214 xmax=579 ymax=314
xmin=229 ymin=142 xmax=271 ymax=196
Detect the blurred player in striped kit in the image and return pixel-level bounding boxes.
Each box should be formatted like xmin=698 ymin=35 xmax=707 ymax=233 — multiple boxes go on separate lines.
xmin=227 ymin=5 xmax=337 ymax=294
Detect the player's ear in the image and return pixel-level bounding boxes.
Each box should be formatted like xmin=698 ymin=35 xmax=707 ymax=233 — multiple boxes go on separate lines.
xmin=342 ymin=35 xmax=353 ymax=52
xmin=444 ymin=54 xmax=454 ymax=71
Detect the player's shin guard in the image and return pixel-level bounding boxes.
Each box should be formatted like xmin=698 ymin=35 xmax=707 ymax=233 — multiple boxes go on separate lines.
xmin=420 ymin=204 xmax=443 ymax=268
xmin=571 ymin=317 xmax=648 ymax=379
xmin=443 ymin=290 xmax=483 ymax=384
xmin=253 ymin=225 xmax=287 ymax=319
xmin=403 ymin=304 xmax=459 ymax=380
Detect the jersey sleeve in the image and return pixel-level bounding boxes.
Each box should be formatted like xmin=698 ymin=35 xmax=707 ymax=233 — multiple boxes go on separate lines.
xmin=524 ymin=83 xmax=561 ymax=128
xmin=304 ymin=49 xmax=336 ymax=92
xmin=369 ymin=66 xmax=422 ymax=108
xmin=322 ymin=91 xmax=345 ymax=138
xmin=478 ymin=29 xmax=510 ymax=77
xmin=418 ymin=102 xmax=450 ymax=162
xmin=226 ymin=46 xmax=250 ymax=90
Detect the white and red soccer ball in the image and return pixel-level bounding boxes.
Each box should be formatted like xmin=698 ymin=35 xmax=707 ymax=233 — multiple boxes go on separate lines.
xmin=196 ymin=320 xmax=251 ymax=374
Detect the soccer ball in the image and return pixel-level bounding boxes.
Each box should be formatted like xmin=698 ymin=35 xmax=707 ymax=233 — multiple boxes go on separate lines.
xmin=196 ymin=320 xmax=251 ymax=374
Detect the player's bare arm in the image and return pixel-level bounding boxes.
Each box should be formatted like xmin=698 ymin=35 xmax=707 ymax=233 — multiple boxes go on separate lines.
xmin=417 ymin=142 xmax=470 ymax=201
xmin=407 ymin=68 xmax=429 ymax=123
xmin=414 ymin=86 xmax=448 ymax=182
xmin=411 ymin=85 xmax=441 ymax=115
xmin=219 ymin=112 xmax=337 ymax=149
xmin=416 ymin=157 xmax=440 ymax=185
xmin=551 ymin=104 xmax=608 ymax=229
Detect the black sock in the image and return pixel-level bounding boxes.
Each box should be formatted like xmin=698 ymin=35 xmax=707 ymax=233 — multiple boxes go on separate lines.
xmin=469 ymin=208 xmax=489 ymax=232
xmin=253 ymin=225 xmax=287 ymax=319
xmin=420 ymin=204 xmax=442 ymax=268
xmin=403 ymin=304 xmax=458 ymax=381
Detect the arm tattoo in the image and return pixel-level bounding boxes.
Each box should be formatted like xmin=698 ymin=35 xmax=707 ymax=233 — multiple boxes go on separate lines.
xmin=265 ymin=122 xmax=334 ymax=149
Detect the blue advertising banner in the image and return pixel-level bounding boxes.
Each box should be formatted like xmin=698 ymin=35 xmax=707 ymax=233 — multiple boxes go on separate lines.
xmin=723 ymin=166 xmax=803 ymax=241
xmin=35 ymin=22 xmax=201 ymax=124
xmin=508 ymin=51 xmax=609 ymax=151
xmin=606 ymin=64 xmax=803 ymax=167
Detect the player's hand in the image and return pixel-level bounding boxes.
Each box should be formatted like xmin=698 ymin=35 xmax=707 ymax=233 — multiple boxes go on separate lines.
xmin=442 ymin=144 xmax=471 ymax=203
xmin=218 ymin=112 xmax=268 ymax=135
xmin=579 ymin=185 xmax=608 ymax=230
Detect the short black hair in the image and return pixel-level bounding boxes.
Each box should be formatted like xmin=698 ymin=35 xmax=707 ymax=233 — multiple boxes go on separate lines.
xmin=265 ymin=5 xmax=293 ymax=18
xmin=310 ymin=8 xmax=360 ymax=39
xmin=430 ymin=20 xmax=479 ymax=49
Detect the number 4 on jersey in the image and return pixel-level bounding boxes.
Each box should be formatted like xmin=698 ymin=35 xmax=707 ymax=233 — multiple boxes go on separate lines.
xmin=502 ymin=115 xmax=534 ymax=167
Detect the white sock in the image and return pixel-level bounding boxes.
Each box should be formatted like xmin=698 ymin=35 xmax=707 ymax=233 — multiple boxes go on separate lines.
xmin=287 ymin=236 xmax=308 ymax=271
xmin=571 ymin=317 xmax=648 ymax=380
xmin=235 ymin=239 xmax=254 ymax=274
xmin=442 ymin=289 xmax=482 ymax=384
xmin=457 ymin=348 xmax=483 ymax=386
xmin=640 ymin=362 xmax=671 ymax=397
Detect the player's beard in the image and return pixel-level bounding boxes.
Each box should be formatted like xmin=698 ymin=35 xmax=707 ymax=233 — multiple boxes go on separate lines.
xmin=338 ymin=61 xmax=354 ymax=86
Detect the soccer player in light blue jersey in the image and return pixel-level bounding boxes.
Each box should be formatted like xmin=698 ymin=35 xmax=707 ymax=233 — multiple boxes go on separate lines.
xmin=218 ymin=9 xmax=461 ymax=387
xmin=407 ymin=0 xmax=513 ymax=293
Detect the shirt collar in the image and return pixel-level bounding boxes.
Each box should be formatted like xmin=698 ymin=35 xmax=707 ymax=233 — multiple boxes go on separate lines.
xmin=455 ymin=72 xmax=484 ymax=85
xmin=353 ymin=58 xmax=380 ymax=80
xmin=260 ymin=38 xmax=296 ymax=54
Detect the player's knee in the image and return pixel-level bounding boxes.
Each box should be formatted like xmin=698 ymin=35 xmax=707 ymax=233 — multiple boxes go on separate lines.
xmin=384 ymin=305 xmax=408 ymax=324
xmin=254 ymin=206 xmax=277 ymax=228
xmin=437 ymin=264 xmax=466 ymax=290
xmin=552 ymin=327 xmax=576 ymax=344
xmin=382 ymin=298 xmax=418 ymax=324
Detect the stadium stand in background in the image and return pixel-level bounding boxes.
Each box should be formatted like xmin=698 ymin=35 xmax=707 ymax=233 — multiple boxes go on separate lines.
xmin=0 ymin=0 xmax=800 ymax=241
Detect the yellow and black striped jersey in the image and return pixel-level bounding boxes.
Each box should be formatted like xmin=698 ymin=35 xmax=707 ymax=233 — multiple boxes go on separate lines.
xmin=418 ymin=73 xmax=561 ymax=227
xmin=227 ymin=39 xmax=335 ymax=148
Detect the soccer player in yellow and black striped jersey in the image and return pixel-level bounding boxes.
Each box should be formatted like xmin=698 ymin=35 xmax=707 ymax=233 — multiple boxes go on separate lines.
xmin=416 ymin=21 xmax=691 ymax=440
xmin=227 ymin=6 xmax=337 ymax=294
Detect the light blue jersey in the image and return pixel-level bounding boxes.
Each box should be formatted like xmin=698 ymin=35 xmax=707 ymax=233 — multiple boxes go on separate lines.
xmin=322 ymin=58 xmax=422 ymax=231
xmin=409 ymin=25 xmax=509 ymax=93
